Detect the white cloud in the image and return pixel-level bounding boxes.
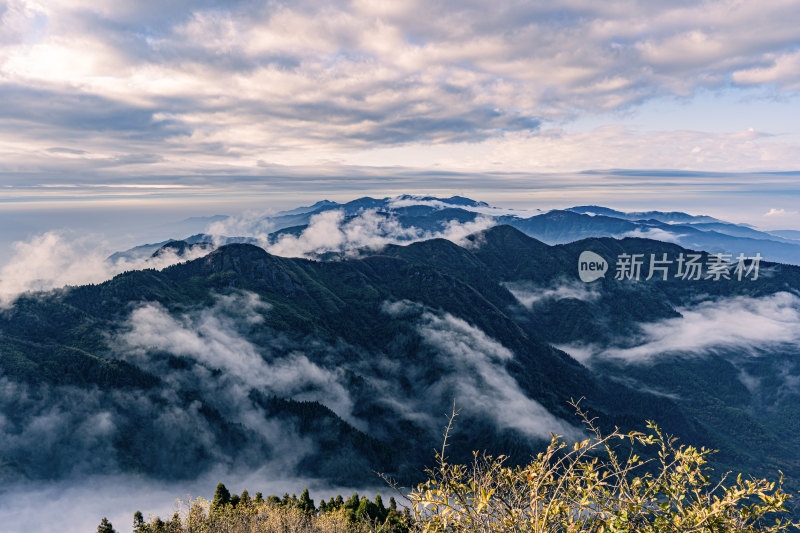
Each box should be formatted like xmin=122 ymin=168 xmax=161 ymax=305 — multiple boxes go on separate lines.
xmin=0 ymin=206 xmax=494 ymax=308
xmin=620 ymin=227 xmax=684 ymax=243
xmin=0 ymin=288 xmax=383 ymax=533
xmin=437 ymin=216 xmax=496 ymax=248
xmin=0 ymin=231 xmax=214 ymax=308
xmin=422 ymin=125 xmax=800 ymax=173
xmin=557 ymin=292 xmax=800 ymax=364
xmin=265 ymin=209 xmax=421 ymax=258
xmin=121 ymin=299 xmax=268 ymax=386
xmin=205 ymin=210 xmax=275 ymax=248
xmin=260 ymin=208 xmax=494 ymax=259
xmin=765 ymin=208 xmax=798 ymax=217
xmin=505 ymin=280 xmax=600 ymax=308
xmin=386 ymin=195 xmax=541 ymax=217
xmin=418 ymin=311 xmax=583 ymax=440
xmin=733 ymin=49 xmax=800 ymax=90
xmin=118 ymin=293 xmax=356 ymax=424
xmin=1 ymin=0 xmax=800 ymax=190
xmin=382 ymin=301 xmax=582 ymax=440
xmin=379 ymin=299 xmax=423 ymax=318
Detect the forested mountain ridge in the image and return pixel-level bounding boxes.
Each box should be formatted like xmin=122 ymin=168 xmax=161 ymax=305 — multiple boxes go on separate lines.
xmin=2 ymin=225 xmax=800 ymax=495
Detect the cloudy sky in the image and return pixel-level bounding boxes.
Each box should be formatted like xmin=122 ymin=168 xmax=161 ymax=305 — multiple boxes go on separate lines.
xmin=2 ymin=0 xmax=800 ymax=236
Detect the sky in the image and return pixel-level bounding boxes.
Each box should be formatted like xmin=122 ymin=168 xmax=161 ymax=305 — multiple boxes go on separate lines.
xmin=2 ymin=0 xmax=800 ymax=246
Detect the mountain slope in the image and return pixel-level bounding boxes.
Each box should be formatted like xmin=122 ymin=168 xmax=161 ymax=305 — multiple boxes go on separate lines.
xmin=2 ymin=225 xmax=800 ymax=493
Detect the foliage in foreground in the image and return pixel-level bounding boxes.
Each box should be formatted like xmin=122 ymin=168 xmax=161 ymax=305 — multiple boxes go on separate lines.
xmin=410 ymin=400 xmax=798 ymax=532
xmin=100 ymin=401 xmax=798 ymax=532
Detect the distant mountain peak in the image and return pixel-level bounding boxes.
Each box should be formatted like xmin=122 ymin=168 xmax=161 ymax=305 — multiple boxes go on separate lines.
xmin=566 ymin=205 xmax=721 ymax=224
xmin=391 ymin=194 xmax=488 ymax=208
xmin=275 ymin=199 xmax=340 ymax=216
xmin=150 ymin=240 xmax=211 ymax=258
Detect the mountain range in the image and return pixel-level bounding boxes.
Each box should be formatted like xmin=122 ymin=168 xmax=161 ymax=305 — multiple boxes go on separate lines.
xmin=3 ymin=200 xmax=800 ymax=504
xmin=111 ymin=195 xmax=800 ymax=266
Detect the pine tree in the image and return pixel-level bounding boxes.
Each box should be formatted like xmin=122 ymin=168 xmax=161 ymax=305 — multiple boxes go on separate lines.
xmin=96 ymin=517 xmax=116 ymax=533
xmin=334 ymin=494 xmax=344 ymax=508
xmin=319 ymin=499 xmax=328 ymax=513
xmin=240 ymin=489 xmax=252 ymax=506
xmin=389 ymin=496 xmax=397 ymax=512
xmin=375 ymin=493 xmax=388 ymax=521
xmin=343 ymin=492 xmax=360 ymax=522
xmin=356 ymin=496 xmax=372 ymax=521
xmin=212 ymin=482 xmax=231 ymax=509
xmin=299 ymin=487 xmax=315 ymax=513
xmin=254 ymin=492 xmax=264 ymax=504
xmin=345 ymin=492 xmax=359 ymax=510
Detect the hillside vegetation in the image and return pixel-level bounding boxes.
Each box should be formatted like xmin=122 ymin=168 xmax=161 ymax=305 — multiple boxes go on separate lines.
xmin=100 ymin=405 xmax=797 ymax=533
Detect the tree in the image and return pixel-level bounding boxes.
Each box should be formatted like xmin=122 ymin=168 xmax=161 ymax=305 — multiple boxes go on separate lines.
xmin=151 ymin=517 xmax=165 ymax=533
xmin=133 ymin=510 xmax=145 ymax=533
xmin=96 ymin=517 xmax=116 ymax=533
xmin=254 ymin=491 xmax=264 ymax=504
xmin=120 ymin=492 xmax=413 ymax=533
xmin=343 ymin=492 xmax=361 ymax=522
xmin=299 ymin=487 xmax=315 ymax=513
xmin=375 ymin=493 xmax=387 ymax=521
xmin=389 ymin=496 xmax=397 ymax=512
xmin=240 ymin=489 xmax=251 ymax=507
xmin=357 ymin=495 xmax=377 ymax=521
xmin=345 ymin=492 xmax=360 ymax=510
xmin=212 ymin=482 xmax=231 ymax=510
xmin=168 ymin=512 xmax=182 ymax=533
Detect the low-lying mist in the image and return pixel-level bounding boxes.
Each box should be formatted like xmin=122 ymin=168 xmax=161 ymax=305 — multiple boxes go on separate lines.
xmin=0 ymin=470 xmax=385 ymax=533
xmin=0 ymin=209 xmax=496 ymax=308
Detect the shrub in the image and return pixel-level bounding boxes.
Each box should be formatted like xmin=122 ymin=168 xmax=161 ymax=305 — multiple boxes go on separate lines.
xmin=407 ymin=400 xmax=797 ymax=532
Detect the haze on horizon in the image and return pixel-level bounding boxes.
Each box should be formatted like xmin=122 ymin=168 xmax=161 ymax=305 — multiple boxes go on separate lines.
xmin=1 ymin=0 xmax=800 ymax=244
